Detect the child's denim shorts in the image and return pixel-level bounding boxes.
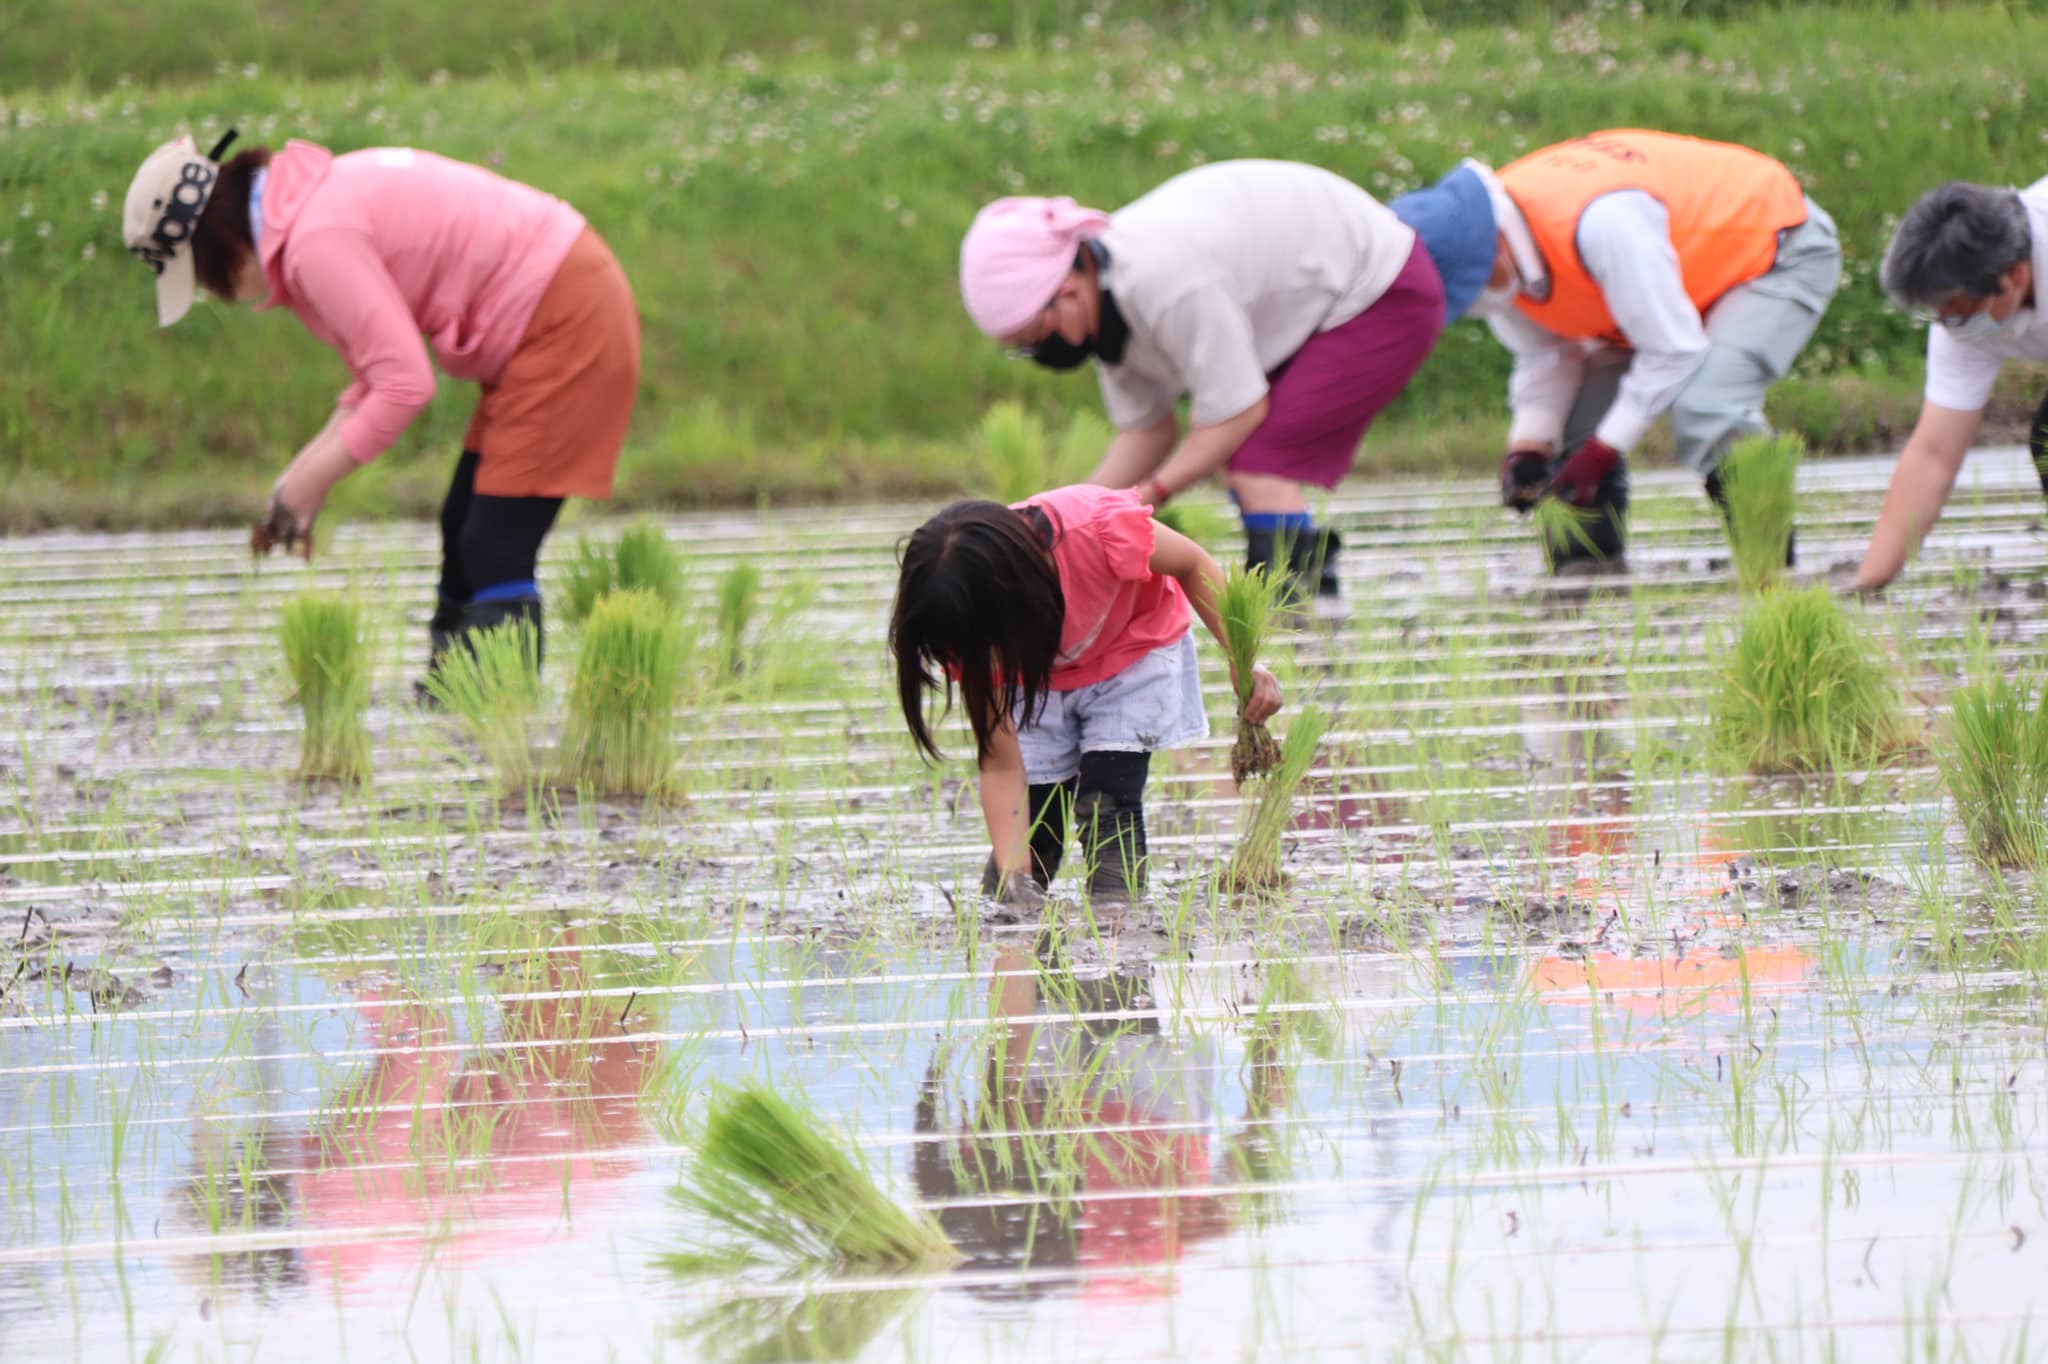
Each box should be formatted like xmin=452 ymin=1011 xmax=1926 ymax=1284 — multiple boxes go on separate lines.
xmin=1015 ymin=631 xmax=1209 ymax=785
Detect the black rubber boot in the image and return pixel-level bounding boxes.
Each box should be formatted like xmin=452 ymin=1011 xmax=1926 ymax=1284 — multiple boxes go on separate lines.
xmin=457 ymin=596 xmax=545 ymax=673
xmin=1540 ymin=460 xmax=1630 ymax=576
xmin=1703 ymin=469 xmax=1797 ymax=569
xmin=1076 ymin=789 xmax=1147 ymax=903
xmin=1285 ymin=526 xmax=1343 ymax=599
xmin=1244 ymin=526 xmax=1282 ymax=578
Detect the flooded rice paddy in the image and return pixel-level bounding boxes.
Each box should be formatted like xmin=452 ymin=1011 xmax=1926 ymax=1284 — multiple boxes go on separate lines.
xmin=3 ymin=454 xmax=2046 ymax=1362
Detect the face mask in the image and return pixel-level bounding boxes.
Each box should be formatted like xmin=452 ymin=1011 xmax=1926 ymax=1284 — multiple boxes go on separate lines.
xmin=1025 ymin=287 xmax=1132 ymax=370
xmin=1943 ymin=306 xmax=2014 ymax=345
xmin=1027 ymin=332 xmax=1093 ymax=371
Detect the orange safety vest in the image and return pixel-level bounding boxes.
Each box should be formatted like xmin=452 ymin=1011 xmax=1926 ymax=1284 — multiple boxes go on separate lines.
xmin=1498 ymin=130 xmax=1807 ymax=345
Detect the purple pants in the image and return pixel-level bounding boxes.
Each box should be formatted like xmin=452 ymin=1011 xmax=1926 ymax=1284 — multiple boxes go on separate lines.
xmin=1228 ymin=239 xmax=1445 ymax=488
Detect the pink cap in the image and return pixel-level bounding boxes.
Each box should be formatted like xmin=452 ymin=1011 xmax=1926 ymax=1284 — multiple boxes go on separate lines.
xmin=958 ymin=195 xmax=1111 ymax=339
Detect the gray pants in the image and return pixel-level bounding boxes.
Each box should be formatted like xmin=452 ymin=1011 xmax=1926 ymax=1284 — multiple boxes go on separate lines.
xmin=1563 ymin=198 xmax=1843 ymax=476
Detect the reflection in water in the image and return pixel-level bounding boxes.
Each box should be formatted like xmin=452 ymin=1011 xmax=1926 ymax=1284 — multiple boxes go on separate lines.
xmin=1532 ymin=946 xmax=1814 ymax=1021
xmin=912 ymin=945 xmax=1320 ymax=1302
xmin=171 ymin=927 xmax=657 ymax=1297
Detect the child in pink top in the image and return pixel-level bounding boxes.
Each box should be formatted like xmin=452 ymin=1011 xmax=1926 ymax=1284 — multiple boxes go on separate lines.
xmin=891 ymin=484 xmax=1281 ymax=904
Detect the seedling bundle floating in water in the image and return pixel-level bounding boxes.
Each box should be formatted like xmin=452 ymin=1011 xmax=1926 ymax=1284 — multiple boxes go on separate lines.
xmin=664 ymin=1082 xmax=958 ymax=1274
xmin=423 ymin=619 xmax=543 ymax=795
xmin=1717 ymin=433 xmax=1802 ymax=592
xmin=1710 ymin=586 xmax=1914 ymax=774
xmin=1230 ymin=704 xmax=1328 ymax=892
xmin=278 ymin=593 xmax=371 ymax=785
xmin=557 ymin=588 xmax=687 ymax=795
xmin=1219 ymin=562 xmax=1286 ymax=783
xmin=1936 ymin=670 xmax=2048 ymax=869
xmin=560 ymin=521 xmax=687 ymax=626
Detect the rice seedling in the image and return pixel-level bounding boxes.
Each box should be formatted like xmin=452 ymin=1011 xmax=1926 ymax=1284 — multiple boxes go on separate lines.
xmin=422 ymin=618 xmax=543 ymax=795
xmin=662 ymin=1082 xmax=958 ymax=1274
xmin=976 ymin=402 xmax=1053 ymax=504
xmin=1715 ymin=433 xmax=1802 ymax=592
xmin=559 ymin=522 xmax=686 ymax=626
xmin=714 ymin=561 xmax=761 ymax=676
xmin=1531 ymin=497 xmax=1612 ymax=574
xmin=1153 ymin=498 xmax=1232 ymax=548
xmin=278 ymin=593 xmax=371 ymax=785
xmin=1710 ymin=587 xmax=1915 ymax=774
xmin=1229 ymin=705 xmax=1328 ymax=893
xmin=556 ymin=589 xmax=688 ymax=795
xmin=1219 ymin=562 xmax=1288 ymax=783
xmin=1935 ymin=671 xmax=2048 ymax=869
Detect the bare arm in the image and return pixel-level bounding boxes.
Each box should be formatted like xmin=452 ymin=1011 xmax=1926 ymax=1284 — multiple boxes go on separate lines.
xmin=1149 ymin=522 xmax=1282 ymax=722
xmin=1090 ymin=413 xmax=1179 ymax=487
xmin=978 ymin=718 xmax=1033 ymax=880
xmin=1144 ymin=397 xmax=1271 ymax=501
xmin=1854 ymin=401 xmax=1982 ymax=592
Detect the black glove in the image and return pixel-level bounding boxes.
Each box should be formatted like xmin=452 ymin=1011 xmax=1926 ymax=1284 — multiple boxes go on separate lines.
xmin=1500 ymin=449 xmax=1551 ymax=512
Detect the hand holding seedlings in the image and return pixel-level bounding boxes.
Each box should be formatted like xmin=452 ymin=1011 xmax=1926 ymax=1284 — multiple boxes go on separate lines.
xmin=256 ymin=411 xmax=361 ymax=562
xmin=1235 ymin=662 xmax=1283 ymax=724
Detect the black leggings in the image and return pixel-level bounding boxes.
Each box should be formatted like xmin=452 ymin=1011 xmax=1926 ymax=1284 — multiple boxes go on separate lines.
xmin=1024 ymin=751 xmax=1150 ymax=886
xmin=2032 ymin=388 xmax=2048 ymax=495
xmin=435 ymin=451 xmax=564 ymax=607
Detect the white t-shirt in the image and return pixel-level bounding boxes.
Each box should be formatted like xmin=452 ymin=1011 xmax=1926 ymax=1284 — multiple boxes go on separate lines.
xmin=1094 ymin=160 xmax=1417 ymax=431
xmin=1922 ymin=175 xmax=2048 ymax=413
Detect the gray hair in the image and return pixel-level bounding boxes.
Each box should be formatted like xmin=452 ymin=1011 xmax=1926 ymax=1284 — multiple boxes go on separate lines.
xmin=1881 ymin=182 xmax=2032 ymax=310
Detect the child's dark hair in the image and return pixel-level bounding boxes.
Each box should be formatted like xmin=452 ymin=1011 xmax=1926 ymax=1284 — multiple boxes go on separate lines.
xmin=891 ymin=500 xmax=1063 ymax=763
xmin=191 ymin=147 xmax=274 ymax=299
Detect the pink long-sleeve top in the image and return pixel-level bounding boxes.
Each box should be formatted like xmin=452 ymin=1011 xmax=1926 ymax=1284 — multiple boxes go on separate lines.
xmin=255 ymin=141 xmax=586 ymax=463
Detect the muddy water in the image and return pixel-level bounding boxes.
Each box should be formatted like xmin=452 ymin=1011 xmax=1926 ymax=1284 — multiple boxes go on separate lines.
xmin=2 ymin=455 xmax=2046 ymax=1361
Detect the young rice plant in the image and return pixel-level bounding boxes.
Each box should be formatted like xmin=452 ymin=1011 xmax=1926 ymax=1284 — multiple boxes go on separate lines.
xmin=1220 ymin=562 xmax=1287 ymax=783
xmin=561 ymin=522 xmax=687 ymax=626
xmin=557 ymin=589 xmax=688 ymax=795
xmin=1230 ymin=704 xmax=1328 ymax=892
xmin=1935 ymin=671 xmax=2048 ymax=868
xmin=423 ymin=619 xmax=544 ymax=795
xmin=279 ymin=593 xmax=371 ymax=785
xmin=1710 ymin=586 xmax=1914 ymax=774
xmin=714 ymin=561 xmax=760 ymax=677
xmin=1718 ymin=433 xmax=1803 ymax=592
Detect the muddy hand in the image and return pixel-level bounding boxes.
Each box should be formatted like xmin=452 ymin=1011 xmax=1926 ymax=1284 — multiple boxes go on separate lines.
xmin=981 ymin=856 xmax=1047 ymax=911
xmin=258 ymin=488 xmax=316 ymax=561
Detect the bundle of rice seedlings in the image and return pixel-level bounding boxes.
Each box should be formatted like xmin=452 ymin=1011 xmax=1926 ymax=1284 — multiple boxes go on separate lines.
xmin=1152 ymin=498 xmax=1230 ymax=548
xmin=556 ymin=589 xmax=687 ymax=794
xmin=279 ymin=593 xmax=371 ymax=785
xmin=1717 ymin=433 xmax=1802 ymax=592
xmin=1936 ymin=672 xmax=2048 ymax=868
xmin=1229 ymin=704 xmax=1328 ymax=892
xmin=1531 ymin=497 xmax=1610 ymax=574
xmin=422 ymin=618 xmax=543 ymax=794
xmin=715 ymin=561 xmax=761 ymax=677
xmin=1710 ymin=586 xmax=1915 ymax=774
xmin=664 ymin=1082 xmax=958 ymax=1274
xmin=976 ymin=401 xmax=1052 ymax=504
xmin=1052 ymin=409 xmax=1112 ymax=487
xmin=560 ymin=522 xmax=686 ymax=626
xmin=1219 ymin=563 xmax=1287 ymax=783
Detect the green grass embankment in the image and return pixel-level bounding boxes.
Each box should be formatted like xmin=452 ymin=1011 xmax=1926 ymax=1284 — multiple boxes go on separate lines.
xmin=2 ymin=6 xmax=2045 ymax=530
